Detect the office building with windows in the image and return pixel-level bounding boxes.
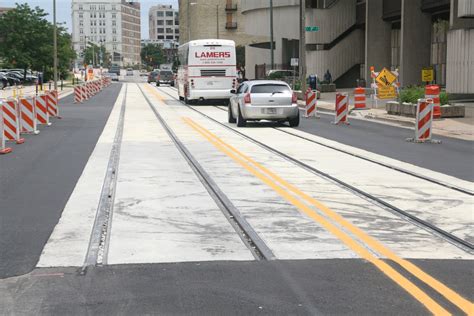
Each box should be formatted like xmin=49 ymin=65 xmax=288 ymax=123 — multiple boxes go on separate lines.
xmin=149 ymin=4 xmax=179 ymax=43
xmin=72 ymin=0 xmax=141 ymax=67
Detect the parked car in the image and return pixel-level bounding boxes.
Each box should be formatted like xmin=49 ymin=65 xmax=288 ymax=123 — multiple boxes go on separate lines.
xmin=0 ymin=73 xmax=8 ymax=89
xmin=228 ymin=80 xmax=299 ymax=127
xmin=139 ymin=69 xmax=148 ymax=77
xmin=126 ymin=68 xmax=134 ymax=76
xmin=147 ymin=71 xmax=159 ymax=83
xmin=156 ymin=69 xmax=174 ymax=87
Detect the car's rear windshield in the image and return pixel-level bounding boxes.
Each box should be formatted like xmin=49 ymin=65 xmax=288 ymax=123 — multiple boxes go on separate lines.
xmin=251 ymin=84 xmax=290 ymax=94
xmin=160 ymin=71 xmax=172 ymax=75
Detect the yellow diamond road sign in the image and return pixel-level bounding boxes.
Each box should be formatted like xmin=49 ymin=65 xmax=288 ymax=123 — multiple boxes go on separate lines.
xmin=376 ymin=68 xmax=397 ymax=87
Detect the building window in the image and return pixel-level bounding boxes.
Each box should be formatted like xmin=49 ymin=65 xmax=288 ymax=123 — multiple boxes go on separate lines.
xmin=112 ymin=29 xmax=116 ymax=34
xmin=79 ymin=28 xmax=83 ymax=34
xmin=166 ymin=28 xmax=172 ymax=33
xmin=113 ymin=36 xmax=117 ymax=42
xmin=157 ymin=35 xmax=164 ymax=39
xmin=78 ymin=5 xmax=83 ymax=10
xmin=112 ymin=5 xmax=116 ymax=11
xmin=166 ymin=20 xmax=173 ymax=25
xmin=166 ymin=35 xmax=173 ymax=40
xmin=79 ymin=13 xmax=83 ymax=18
xmin=157 ymin=20 xmax=164 ymax=25
xmin=112 ymin=20 xmax=116 ymax=26
xmin=175 ymin=29 xmax=179 ymax=34
xmin=174 ymin=19 xmax=179 ymax=25
xmin=112 ymin=13 xmax=116 ymax=19
xmin=79 ymin=20 xmax=83 ymax=26
xmin=166 ymin=11 xmax=173 ymax=17
xmin=157 ymin=11 xmax=164 ymax=17
xmin=157 ymin=28 xmax=164 ymax=34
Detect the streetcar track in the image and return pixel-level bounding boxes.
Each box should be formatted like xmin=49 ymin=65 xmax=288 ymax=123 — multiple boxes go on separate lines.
xmin=137 ymin=84 xmax=274 ymax=261
xmin=155 ymin=85 xmax=474 ymax=253
xmin=82 ymin=84 xmax=127 ymax=273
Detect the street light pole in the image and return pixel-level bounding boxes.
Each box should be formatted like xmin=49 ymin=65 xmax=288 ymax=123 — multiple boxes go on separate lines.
xmin=216 ymin=4 xmax=219 ymax=39
xmin=299 ymin=0 xmax=306 ymax=92
xmin=270 ymin=0 xmax=274 ymax=70
xmin=53 ymin=0 xmax=58 ymax=90
xmin=187 ymin=0 xmax=191 ymax=41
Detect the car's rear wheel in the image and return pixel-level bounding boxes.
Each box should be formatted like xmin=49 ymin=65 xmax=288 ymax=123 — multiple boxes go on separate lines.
xmin=228 ymin=103 xmax=236 ymax=123
xmin=236 ymin=105 xmax=246 ymax=127
xmin=156 ymin=82 xmax=160 ymax=87
xmin=288 ymin=114 xmax=300 ymax=127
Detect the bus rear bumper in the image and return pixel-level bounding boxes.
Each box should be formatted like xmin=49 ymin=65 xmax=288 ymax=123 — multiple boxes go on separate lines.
xmin=188 ymin=89 xmax=232 ymax=100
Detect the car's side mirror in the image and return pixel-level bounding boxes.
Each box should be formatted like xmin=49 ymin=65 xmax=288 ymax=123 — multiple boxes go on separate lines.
xmin=230 ymin=89 xmax=236 ymax=94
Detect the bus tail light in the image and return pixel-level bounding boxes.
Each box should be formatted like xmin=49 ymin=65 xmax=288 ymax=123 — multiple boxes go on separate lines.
xmin=292 ymin=92 xmax=297 ymax=104
xmin=244 ymin=92 xmax=251 ymax=104
xmin=232 ymin=78 xmax=236 ymax=88
xmin=190 ymin=79 xmax=195 ymax=88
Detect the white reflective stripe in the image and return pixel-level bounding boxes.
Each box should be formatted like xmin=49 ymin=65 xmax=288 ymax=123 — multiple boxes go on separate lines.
xmin=418 ymin=103 xmax=432 ymax=119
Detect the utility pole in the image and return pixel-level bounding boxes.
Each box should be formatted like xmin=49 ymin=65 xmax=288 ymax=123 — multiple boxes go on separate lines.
xmin=187 ymin=0 xmax=191 ymax=41
xmin=270 ymin=0 xmax=274 ymax=69
xmin=53 ymin=0 xmax=58 ymax=90
xmin=299 ymin=0 xmax=306 ymax=92
xmin=216 ymin=4 xmax=219 ymax=39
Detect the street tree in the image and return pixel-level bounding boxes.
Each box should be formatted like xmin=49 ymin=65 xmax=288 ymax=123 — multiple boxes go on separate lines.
xmin=141 ymin=44 xmax=165 ymax=69
xmin=83 ymin=43 xmax=111 ymax=68
xmin=0 ymin=3 xmax=75 ymax=80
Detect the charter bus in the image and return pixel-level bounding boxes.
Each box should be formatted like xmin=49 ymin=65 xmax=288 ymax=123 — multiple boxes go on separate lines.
xmin=177 ymin=39 xmax=238 ymax=104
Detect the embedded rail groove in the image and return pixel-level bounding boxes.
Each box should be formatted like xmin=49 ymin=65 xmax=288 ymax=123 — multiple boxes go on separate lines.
xmin=156 ymin=85 xmax=474 ymax=253
xmin=137 ymin=84 xmax=275 ymax=261
xmin=82 ymin=85 xmax=128 ymax=273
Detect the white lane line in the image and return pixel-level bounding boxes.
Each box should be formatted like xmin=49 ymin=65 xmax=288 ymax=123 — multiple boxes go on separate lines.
xmin=106 ymin=84 xmax=253 ymax=264
xmin=37 ymin=85 xmax=126 ymax=267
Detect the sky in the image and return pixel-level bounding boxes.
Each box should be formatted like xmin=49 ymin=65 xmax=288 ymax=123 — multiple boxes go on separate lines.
xmin=1 ymin=0 xmax=179 ymax=39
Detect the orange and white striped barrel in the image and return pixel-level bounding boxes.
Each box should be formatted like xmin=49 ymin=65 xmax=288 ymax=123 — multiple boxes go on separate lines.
xmin=35 ymin=95 xmax=51 ymax=126
xmin=19 ymin=96 xmax=39 ymax=134
xmin=354 ymin=87 xmax=366 ymax=109
xmin=305 ymin=88 xmax=318 ymax=118
xmin=425 ymin=85 xmax=441 ymax=119
xmin=0 ymin=101 xmax=13 ymax=154
xmin=415 ymin=98 xmax=434 ymax=141
xmin=2 ymin=99 xmax=25 ymax=144
xmin=334 ymin=92 xmax=349 ymax=125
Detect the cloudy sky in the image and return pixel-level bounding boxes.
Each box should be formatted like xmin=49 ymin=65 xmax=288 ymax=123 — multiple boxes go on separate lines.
xmin=1 ymin=0 xmax=179 ymax=39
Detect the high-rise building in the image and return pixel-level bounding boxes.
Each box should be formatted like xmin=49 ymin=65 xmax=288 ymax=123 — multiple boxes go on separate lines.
xmin=71 ymin=0 xmax=141 ymax=67
xmin=149 ymin=4 xmax=179 ymax=43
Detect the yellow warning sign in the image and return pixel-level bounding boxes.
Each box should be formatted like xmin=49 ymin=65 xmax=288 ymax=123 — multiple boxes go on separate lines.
xmin=377 ymin=85 xmax=397 ymax=99
xmin=422 ymin=67 xmax=434 ymax=82
xmin=376 ymin=68 xmax=397 ymax=87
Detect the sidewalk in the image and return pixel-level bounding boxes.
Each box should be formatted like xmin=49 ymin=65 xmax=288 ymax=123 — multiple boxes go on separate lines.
xmin=1 ymin=81 xmax=74 ymax=99
xmin=299 ymin=90 xmax=474 ymax=141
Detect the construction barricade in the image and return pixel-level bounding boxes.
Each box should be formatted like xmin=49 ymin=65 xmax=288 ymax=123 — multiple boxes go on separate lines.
xmin=425 ymin=85 xmax=441 ymax=119
xmin=19 ymin=96 xmax=39 ymax=135
xmin=407 ymin=98 xmax=440 ymax=143
xmin=304 ymin=88 xmax=319 ymax=118
xmin=2 ymin=99 xmax=25 ymax=144
xmin=334 ymin=92 xmax=349 ymax=125
xmin=353 ymin=87 xmax=366 ymax=109
xmin=35 ymin=94 xmax=51 ymax=126
xmin=0 ymin=101 xmax=13 ymax=154
xmin=74 ymin=85 xmax=83 ymax=103
xmin=46 ymin=90 xmax=60 ymax=118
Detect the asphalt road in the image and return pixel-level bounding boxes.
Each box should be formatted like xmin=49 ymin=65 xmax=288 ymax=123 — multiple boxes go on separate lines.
xmin=0 ymin=83 xmax=122 ymax=278
xmin=2 ymin=259 xmax=472 ymax=315
xmin=295 ymin=112 xmax=474 ymax=181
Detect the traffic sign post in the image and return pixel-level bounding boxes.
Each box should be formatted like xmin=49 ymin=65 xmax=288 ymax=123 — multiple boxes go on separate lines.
xmin=291 ymin=58 xmax=299 ymax=90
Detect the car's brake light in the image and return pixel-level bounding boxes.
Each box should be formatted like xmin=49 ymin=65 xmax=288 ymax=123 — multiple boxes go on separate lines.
xmin=292 ymin=92 xmax=297 ymax=104
xmin=244 ymin=92 xmax=251 ymax=104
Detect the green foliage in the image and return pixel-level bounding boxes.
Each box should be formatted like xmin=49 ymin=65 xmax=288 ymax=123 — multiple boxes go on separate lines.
xmin=83 ymin=43 xmax=111 ymax=68
xmin=267 ymin=72 xmax=284 ymax=80
xmin=141 ymin=44 xmax=165 ymax=68
xmin=236 ymin=45 xmax=245 ymax=68
xmin=399 ymin=86 xmax=425 ymax=104
xmin=399 ymin=85 xmax=449 ymax=105
xmin=0 ymin=3 xmax=75 ymax=80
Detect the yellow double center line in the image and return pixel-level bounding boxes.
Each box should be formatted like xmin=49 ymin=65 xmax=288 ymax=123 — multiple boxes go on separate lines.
xmin=144 ymin=84 xmax=473 ymax=315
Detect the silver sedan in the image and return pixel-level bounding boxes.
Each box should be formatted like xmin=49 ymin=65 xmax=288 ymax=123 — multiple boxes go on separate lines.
xmin=228 ymin=80 xmax=299 ymax=127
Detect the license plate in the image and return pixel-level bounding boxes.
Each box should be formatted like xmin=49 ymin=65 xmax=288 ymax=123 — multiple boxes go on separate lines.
xmin=265 ymin=108 xmax=277 ymax=114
